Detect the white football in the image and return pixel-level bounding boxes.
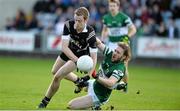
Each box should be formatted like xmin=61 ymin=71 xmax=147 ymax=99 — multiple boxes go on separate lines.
xmin=77 ymin=55 xmax=93 ymax=72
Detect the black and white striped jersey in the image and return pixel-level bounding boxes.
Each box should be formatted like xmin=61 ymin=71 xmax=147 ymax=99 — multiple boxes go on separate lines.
xmin=62 ymin=20 xmax=97 ymax=53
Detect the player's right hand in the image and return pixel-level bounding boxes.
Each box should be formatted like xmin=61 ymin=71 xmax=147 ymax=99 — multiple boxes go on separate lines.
xmin=115 ymin=82 xmax=128 ymax=92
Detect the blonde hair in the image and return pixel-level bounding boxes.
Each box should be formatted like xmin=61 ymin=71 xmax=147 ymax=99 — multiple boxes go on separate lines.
xmin=108 ymin=0 xmax=120 ymax=6
xmin=74 ymin=7 xmax=89 ymax=20
xmin=117 ymin=42 xmax=131 ymax=62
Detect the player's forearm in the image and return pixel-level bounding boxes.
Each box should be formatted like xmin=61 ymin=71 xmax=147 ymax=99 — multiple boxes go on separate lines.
xmin=61 ymin=37 xmax=78 ymax=62
xmin=89 ymin=52 xmax=97 ymax=76
xmin=97 ymin=77 xmax=114 ymax=88
xmin=128 ymin=24 xmax=137 ymax=38
xmin=101 ymin=26 xmax=108 ymax=42
xmin=62 ymin=47 xmax=78 ymax=62
xmin=123 ymin=62 xmax=129 ymax=83
xmin=96 ymin=38 xmax=105 ymax=52
xmin=101 ymin=32 xmax=106 ymax=42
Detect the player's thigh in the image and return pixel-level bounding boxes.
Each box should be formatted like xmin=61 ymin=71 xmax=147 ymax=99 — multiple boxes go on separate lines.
xmin=54 ymin=60 xmax=76 ymax=79
xmin=68 ymin=95 xmax=93 ymax=109
xmin=51 ymin=56 xmax=66 ymax=75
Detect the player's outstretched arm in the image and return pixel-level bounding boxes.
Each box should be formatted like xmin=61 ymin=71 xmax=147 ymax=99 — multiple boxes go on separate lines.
xmin=101 ymin=25 xmax=108 ymax=42
xmin=61 ymin=37 xmax=78 ymax=62
xmin=96 ymin=38 xmax=106 ymax=52
xmin=128 ymin=24 xmax=137 ymax=38
xmin=89 ymin=52 xmax=97 ymax=76
xmin=92 ymin=70 xmax=119 ymax=88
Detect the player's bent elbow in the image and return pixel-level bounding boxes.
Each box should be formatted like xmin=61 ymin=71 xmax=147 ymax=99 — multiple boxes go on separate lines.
xmin=61 ymin=45 xmax=68 ymax=52
xmin=61 ymin=48 xmax=66 ymax=54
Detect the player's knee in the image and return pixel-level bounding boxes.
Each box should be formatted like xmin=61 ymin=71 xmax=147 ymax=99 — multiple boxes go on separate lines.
xmin=67 ymin=101 xmax=73 ymax=109
xmin=67 ymin=101 xmax=77 ymax=109
xmin=51 ymin=70 xmax=56 ymax=75
xmin=53 ymin=69 xmax=67 ymax=81
xmin=54 ymin=74 xmax=60 ymax=81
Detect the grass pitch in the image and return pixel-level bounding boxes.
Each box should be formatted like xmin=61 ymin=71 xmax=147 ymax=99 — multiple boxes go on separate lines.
xmin=0 ymin=56 xmax=180 ymax=110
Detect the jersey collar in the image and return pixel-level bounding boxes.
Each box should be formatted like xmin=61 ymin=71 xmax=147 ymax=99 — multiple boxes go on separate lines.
xmin=82 ymin=24 xmax=88 ymax=32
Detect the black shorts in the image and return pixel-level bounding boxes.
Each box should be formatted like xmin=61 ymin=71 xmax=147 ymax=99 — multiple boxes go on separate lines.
xmin=60 ymin=50 xmax=89 ymax=61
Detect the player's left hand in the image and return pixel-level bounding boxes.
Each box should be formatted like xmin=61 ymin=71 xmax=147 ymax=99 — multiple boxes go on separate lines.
xmin=115 ymin=82 xmax=128 ymax=92
xmin=121 ymin=35 xmax=130 ymax=45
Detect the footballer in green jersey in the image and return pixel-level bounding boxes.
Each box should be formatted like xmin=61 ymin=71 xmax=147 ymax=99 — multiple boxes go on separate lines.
xmin=101 ymin=0 xmax=136 ymax=86
xmin=93 ymin=45 xmax=126 ymax=103
xmin=101 ymin=0 xmax=136 ymax=50
xmin=103 ymin=12 xmax=133 ymax=43
xmin=68 ymin=38 xmax=131 ymax=110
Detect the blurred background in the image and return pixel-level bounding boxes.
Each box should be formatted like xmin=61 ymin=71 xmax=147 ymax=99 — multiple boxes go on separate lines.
xmin=0 ymin=0 xmax=180 ymax=67
xmin=0 ymin=0 xmax=180 ymax=64
xmin=0 ymin=0 xmax=180 ymax=110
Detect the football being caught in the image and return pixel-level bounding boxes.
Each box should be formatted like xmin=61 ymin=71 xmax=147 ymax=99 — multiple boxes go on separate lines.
xmin=77 ymin=55 xmax=93 ymax=72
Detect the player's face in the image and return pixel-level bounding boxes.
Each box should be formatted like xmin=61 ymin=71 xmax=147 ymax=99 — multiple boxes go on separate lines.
xmin=74 ymin=14 xmax=87 ymax=31
xmin=112 ymin=46 xmax=124 ymax=62
xmin=109 ymin=2 xmax=119 ymax=14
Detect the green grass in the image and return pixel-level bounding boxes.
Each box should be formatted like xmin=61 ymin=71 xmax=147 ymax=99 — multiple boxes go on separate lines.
xmin=0 ymin=56 xmax=180 ymax=110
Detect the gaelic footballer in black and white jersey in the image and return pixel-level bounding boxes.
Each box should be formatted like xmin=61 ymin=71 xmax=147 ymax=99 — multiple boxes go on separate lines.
xmin=38 ymin=7 xmax=97 ymax=109
xmin=60 ymin=20 xmax=97 ymax=62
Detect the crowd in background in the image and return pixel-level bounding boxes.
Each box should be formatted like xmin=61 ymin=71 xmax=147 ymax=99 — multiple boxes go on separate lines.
xmin=4 ymin=0 xmax=180 ymax=39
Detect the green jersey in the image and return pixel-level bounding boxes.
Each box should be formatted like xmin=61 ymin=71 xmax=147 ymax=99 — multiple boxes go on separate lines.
xmin=102 ymin=12 xmax=133 ymax=42
xmin=93 ymin=47 xmax=126 ymax=103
